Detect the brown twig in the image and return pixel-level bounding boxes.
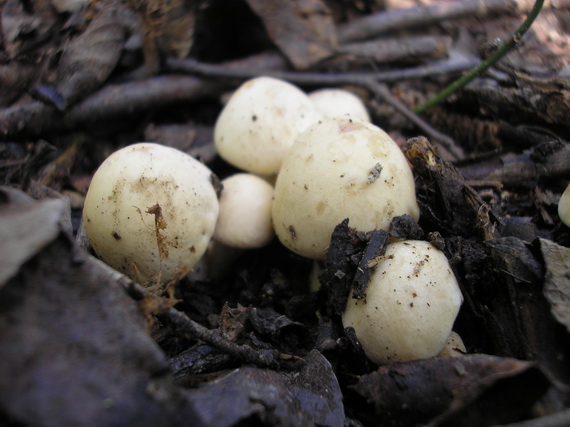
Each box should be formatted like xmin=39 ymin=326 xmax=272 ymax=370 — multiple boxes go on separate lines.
xmin=338 ymin=0 xmax=569 ymax=43
xmin=122 ymin=278 xmax=283 ymax=369
xmin=163 ymin=305 xmax=280 ymax=369
xmin=0 ymin=76 xmax=222 ymax=139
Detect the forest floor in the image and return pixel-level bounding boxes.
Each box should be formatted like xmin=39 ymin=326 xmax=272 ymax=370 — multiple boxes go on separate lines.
xmin=1 ymin=0 xmax=570 ymax=426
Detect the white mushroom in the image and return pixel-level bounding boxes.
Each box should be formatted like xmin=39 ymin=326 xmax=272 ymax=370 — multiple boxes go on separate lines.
xmin=272 ymin=117 xmax=420 ymax=259
xmin=213 ymin=173 xmax=274 ymax=248
xmin=308 ymin=88 xmax=370 ymax=122
xmin=214 ymin=76 xmax=323 ymax=175
xmin=342 ymin=240 xmax=463 ymax=365
xmin=82 ymin=142 xmax=219 ymax=285
xmin=437 ymin=331 xmax=467 ymax=358
xmin=558 ymin=182 xmax=570 ymax=227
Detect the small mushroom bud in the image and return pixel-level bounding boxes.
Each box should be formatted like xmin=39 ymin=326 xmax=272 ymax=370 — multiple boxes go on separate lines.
xmin=214 ymin=76 xmax=323 ymax=175
xmin=342 ymin=240 xmax=463 ymax=364
xmin=308 ymin=88 xmax=370 ymax=122
xmin=82 ymin=143 xmax=219 ymax=285
xmin=558 ymin=182 xmax=570 ymax=227
xmin=272 ymin=117 xmax=420 ymax=259
xmin=213 ymin=173 xmax=274 ymax=248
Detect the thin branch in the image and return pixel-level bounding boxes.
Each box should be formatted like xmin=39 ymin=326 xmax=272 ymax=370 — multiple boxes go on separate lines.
xmin=122 ymin=278 xmax=284 ymax=369
xmin=166 ymin=56 xmax=479 ymax=86
xmin=163 ymin=305 xmax=280 ymax=369
xmin=338 ymin=0 xmax=561 ymax=43
xmin=363 ymin=80 xmax=465 ymax=159
xmin=0 ymin=76 xmax=222 ymax=139
xmin=414 ymin=0 xmax=545 ymax=115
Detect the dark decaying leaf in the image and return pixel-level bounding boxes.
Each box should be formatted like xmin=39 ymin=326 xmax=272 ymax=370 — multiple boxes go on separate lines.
xmin=129 ymin=0 xmax=196 ymax=73
xmin=244 ymin=0 xmax=337 ymax=69
xmin=540 ymin=238 xmax=570 ymax=334
xmin=1 ymin=0 xmax=57 ymax=59
xmin=0 ymin=192 xmax=199 ymax=426
xmin=318 ymin=218 xmax=368 ymax=317
xmin=32 ymin=4 xmax=127 ymax=110
xmin=352 ymin=354 xmax=550 ymax=427
xmin=0 ymin=62 xmax=38 ymax=107
xmin=184 ymin=350 xmax=345 ymax=427
xmin=447 ymin=236 xmax=570 ymax=385
xmin=404 ymin=136 xmax=500 ymax=240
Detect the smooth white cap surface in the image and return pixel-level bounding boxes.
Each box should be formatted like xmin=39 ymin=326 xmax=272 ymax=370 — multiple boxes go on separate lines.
xmin=272 ymin=117 xmax=420 ymax=259
xmin=83 ymin=143 xmax=219 ymax=285
xmin=214 ymin=77 xmax=323 ymax=175
xmin=342 ymin=240 xmax=463 ymax=365
xmin=309 ymin=88 xmax=370 ymax=122
xmin=214 ymin=173 xmax=274 ymax=248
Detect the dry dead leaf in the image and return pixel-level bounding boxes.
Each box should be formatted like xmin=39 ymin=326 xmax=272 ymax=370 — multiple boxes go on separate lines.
xmin=32 ymin=4 xmax=127 ymax=110
xmin=244 ymin=0 xmax=338 ymax=69
xmin=540 ymin=238 xmax=570 ymax=333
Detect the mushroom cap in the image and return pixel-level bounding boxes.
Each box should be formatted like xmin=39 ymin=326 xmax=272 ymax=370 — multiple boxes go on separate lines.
xmin=558 ymin=182 xmax=570 ymax=227
xmin=272 ymin=117 xmax=420 ymax=259
xmin=214 ymin=76 xmax=323 ymax=175
xmin=342 ymin=240 xmax=463 ymax=364
xmin=83 ymin=143 xmax=219 ymax=285
xmin=308 ymin=88 xmax=370 ymax=122
xmin=213 ymin=173 xmax=274 ymax=248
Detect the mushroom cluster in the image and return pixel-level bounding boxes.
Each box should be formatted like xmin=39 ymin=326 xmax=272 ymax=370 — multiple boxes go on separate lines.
xmin=212 ymin=76 xmax=464 ymax=365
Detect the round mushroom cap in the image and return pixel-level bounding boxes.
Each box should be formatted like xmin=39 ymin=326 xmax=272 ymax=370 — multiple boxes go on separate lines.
xmin=558 ymin=182 xmax=570 ymax=227
xmin=308 ymin=88 xmax=370 ymax=122
xmin=213 ymin=173 xmax=274 ymax=248
xmin=214 ymin=77 xmax=323 ymax=175
xmin=272 ymin=117 xmax=420 ymax=259
xmin=83 ymin=143 xmax=219 ymax=285
xmin=342 ymin=240 xmax=463 ymax=365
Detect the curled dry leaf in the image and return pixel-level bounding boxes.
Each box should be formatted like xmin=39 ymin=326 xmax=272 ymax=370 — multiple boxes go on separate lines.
xmin=352 ymin=354 xmax=549 ymax=427
xmin=32 ymin=4 xmax=127 ymax=110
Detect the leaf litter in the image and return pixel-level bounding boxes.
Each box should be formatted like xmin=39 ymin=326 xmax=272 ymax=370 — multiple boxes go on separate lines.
xmin=1 ymin=0 xmax=570 ymax=426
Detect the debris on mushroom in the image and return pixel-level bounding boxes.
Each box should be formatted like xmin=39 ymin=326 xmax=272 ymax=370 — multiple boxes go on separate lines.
xmin=342 ymin=240 xmax=463 ymax=365
xmin=214 ymin=76 xmax=323 ymax=175
xmin=308 ymin=88 xmax=370 ymax=122
xmin=82 ymin=142 xmax=219 ymax=285
xmin=272 ymin=117 xmax=420 ymax=260
xmin=213 ymin=173 xmax=274 ymax=249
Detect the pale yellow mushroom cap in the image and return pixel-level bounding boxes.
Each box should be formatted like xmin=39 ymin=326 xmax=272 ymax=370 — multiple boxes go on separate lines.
xmin=342 ymin=240 xmax=463 ymax=365
xmin=214 ymin=77 xmax=323 ymax=175
xmin=272 ymin=117 xmax=420 ymax=260
xmin=308 ymin=88 xmax=371 ymax=122
xmin=213 ymin=173 xmax=274 ymax=248
xmin=83 ymin=143 xmax=219 ymax=285
xmin=558 ymin=183 xmax=570 ymax=227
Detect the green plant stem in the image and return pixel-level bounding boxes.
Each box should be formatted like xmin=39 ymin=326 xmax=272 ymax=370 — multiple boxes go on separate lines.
xmin=413 ymin=0 xmax=544 ymax=115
